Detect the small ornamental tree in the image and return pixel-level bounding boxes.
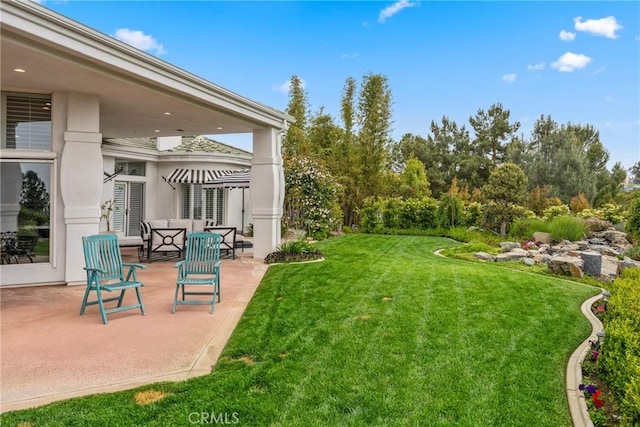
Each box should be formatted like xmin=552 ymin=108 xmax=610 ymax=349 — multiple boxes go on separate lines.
xmin=399 ymin=156 xmax=431 ymax=200
xmin=570 ymin=192 xmax=591 ymax=213
xmin=483 ymin=162 xmax=528 ymax=236
xmin=284 ymin=157 xmax=342 ymax=239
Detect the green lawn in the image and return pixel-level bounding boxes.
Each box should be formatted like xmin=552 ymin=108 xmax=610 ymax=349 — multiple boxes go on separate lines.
xmin=1 ymin=234 xmax=598 ymax=426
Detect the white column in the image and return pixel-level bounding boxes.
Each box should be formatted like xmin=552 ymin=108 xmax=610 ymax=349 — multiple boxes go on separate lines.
xmin=250 ymin=128 xmax=283 ymax=258
xmin=60 ymin=93 xmax=102 ymax=283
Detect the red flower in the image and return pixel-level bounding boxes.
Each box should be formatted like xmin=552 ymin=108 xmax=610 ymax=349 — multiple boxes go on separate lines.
xmin=592 ymin=390 xmax=604 ymax=409
xmin=597 ymin=306 xmax=605 ymax=313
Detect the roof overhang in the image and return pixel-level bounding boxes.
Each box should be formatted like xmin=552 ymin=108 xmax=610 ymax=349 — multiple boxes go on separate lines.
xmin=0 ymin=1 xmax=293 ymax=139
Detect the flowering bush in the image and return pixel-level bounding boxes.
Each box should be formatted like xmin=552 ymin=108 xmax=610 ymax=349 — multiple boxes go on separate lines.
xmin=284 ymin=157 xmax=342 ymax=239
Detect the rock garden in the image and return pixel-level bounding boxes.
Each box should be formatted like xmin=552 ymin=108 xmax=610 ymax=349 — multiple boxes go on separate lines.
xmin=475 ymin=221 xmax=640 ymax=282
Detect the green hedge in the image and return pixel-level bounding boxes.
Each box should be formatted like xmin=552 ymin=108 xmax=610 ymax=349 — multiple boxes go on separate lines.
xmin=598 ymin=268 xmax=640 ymax=426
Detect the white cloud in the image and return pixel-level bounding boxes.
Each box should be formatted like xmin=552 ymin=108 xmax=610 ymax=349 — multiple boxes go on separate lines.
xmin=114 ymin=28 xmax=166 ymax=54
xmin=378 ymin=0 xmax=417 ymax=23
xmin=341 ymin=53 xmax=359 ymax=60
xmin=551 ymin=52 xmax=592 ymax=72
xmin=574 ymin=16 xmax=622 ymax=39
xmin=559 ymin=30 xmax=576 ymax=41
xmin=273 ymin=78 xmax=306 ymax=95
xmin=527 ymin=62 xmax=545 ymax=71
xmin=502 ymin=73 xmax=517 ymax=83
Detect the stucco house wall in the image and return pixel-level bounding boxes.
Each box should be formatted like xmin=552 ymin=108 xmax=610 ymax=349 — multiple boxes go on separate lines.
xmin=0 ymin=1 xmax=291 ymax=287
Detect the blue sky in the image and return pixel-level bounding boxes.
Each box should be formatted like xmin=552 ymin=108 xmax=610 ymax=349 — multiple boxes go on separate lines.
xmin=41 ymin=1 xmax=639 ymax=171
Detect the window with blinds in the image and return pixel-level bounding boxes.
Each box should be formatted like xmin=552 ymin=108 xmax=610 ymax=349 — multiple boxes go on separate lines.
xmin=181 ymin=185 xmax=224 ymax=223
xmin=205 ymin=188 xmax=224 ymax=225
xmin=2 ymin=93 xmax=52 ymax=150
xmin=180 ymin=184 xmax=191 ymax=219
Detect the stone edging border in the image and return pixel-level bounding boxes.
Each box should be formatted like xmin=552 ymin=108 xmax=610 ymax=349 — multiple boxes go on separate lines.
xmin=434 ymin=246 xmax=602 ymax=427
xmin=266 ymin=257 xmax=325 ymax=267
xmin=566 ymin=293 xmax=603 ymax=427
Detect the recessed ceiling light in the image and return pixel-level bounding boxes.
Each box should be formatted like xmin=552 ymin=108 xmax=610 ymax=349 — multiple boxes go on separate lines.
xmin=154 ymin=129 xmax=160 ymax=133
xmin=216 ymin=126 xmax=223 ymax=130
xmin=13 ymin=68 xmax=26 ymax=73
xmin=163 ymin=112 xmax=172 ymax=116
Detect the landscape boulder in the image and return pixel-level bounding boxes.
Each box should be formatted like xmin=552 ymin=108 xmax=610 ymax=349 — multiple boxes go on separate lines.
xmin=475 ymin=252 xmax=496 ymax=262
xmin=499 ymin=242 xmax=521 ymax=252
xmin=533 ymin=231 xmax=552 ymax=244
xmin=547 ymin=256 xmax=584 ymax=278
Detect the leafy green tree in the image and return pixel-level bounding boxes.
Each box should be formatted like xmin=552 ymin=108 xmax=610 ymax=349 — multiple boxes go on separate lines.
xmin=521 ymin=116 xmax=607 ymax=204
xmin=354 ymin=73 xmax=393 ymax=214
xmin=469 ymin=103 xmax=520 ymax=165
xmin=593 ymin=162 xmax=627 ymax=207
xmin=399 ymin=157 xmax=430 ymax=199
xmin=20 ymin=170 xmax=49 ymax=214
xmin=283 ymin=75 xmax=310 ymax=158
xmin=436 ymin=178 xmax=465 ymax=228
xmin=307 ymin=107 xmax=343 ymax=167
xmin=337 ymin=77 xmax=359 ymax=227
xmin=630 ymin=161 xmax=640 ymax=184
xmin=483 ymin=162 xmax=528 ymax=236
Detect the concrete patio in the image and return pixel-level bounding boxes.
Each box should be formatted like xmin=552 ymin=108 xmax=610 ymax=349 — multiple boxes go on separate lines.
xmin=0 ymin=248 xmax=268 ymax=413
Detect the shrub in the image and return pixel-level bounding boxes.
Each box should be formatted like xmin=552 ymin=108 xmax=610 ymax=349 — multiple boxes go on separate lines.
xmin=570 ymin=192 xmax=591 ymax=213
xmin=626 ymin=194 xmax=640 ymax=239
xmin=548 ymin=215 xmax=587 ymax=242
xmin=579 ymin=204 xmax=628 ymax=226
xmin=383 ymin=197 xmax=403 ymax=229
xmin=598 ymin=268 xmax=640 ymax=426
xmin=278 ymin=239 xmax=314 ymax=254
xmin=264 ymin=239 xmax=324 ymax=264
xmin=543 ymin=204 xmax=570 ymax=220
xmin=360 ymin=197 xmax=439 ymax=232
xmin=284 ymin=157 xmax=343 ymax=239
xmin=437 ymin=193 xmax=466 ymax=228
xmin=360 ymin=198 xmax=385 ymax=233
xmin=622 ymin=246 xmax=640 ymax=261
xmin=465 ymin=202 xmax=483 ymax=227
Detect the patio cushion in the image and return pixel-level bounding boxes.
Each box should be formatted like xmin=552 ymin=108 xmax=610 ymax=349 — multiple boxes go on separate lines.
xmin=192 ymin=219 xmax=207 ymax=232
xmin=140 ymin=221 xmax=152 ymax=240
xmin=168 ymin=219 xmax=193 ymax=233
xmin=148 ymin=219 xmax=169 ymax=229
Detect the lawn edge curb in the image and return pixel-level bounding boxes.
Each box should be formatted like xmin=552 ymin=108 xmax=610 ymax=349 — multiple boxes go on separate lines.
xmin=566 ymin=293 xmax=603 ymax=427
xmin=265 ymin=257 xmax=325 ymax=267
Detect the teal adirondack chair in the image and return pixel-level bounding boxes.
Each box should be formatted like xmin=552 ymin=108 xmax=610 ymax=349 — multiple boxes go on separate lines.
xmin=173 ymin=232 xmax=221 ymax=313
xmin=80 ymin=234 xmax=146 ymax=324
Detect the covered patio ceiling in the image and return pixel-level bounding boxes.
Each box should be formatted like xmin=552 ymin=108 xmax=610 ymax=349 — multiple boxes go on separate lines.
xmin=0 ymin=1 xmax=291 ymax=139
